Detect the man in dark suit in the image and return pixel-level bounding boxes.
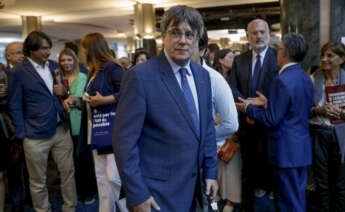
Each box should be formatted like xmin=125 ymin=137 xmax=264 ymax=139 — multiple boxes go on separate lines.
xmin=4 ymin=42 xmax=32 ymax=211
xmin=4 ymin=42 xmax=24 ymax=86
xmin=9 ymin=31 xmax=77 ymax=212
xmin=237 ymin=33 xmax=313 ymax=212
xmin=112 ymin=5 xmax=218 ymax=212
xmin=230 ymin=19 xmax=280 ymax=211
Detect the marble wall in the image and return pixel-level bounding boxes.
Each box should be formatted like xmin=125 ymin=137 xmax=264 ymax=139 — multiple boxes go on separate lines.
xmin=331 ymin=0 xmax=345 ymax=41
xmin=280 ymin=0 xmax=321 ymax=70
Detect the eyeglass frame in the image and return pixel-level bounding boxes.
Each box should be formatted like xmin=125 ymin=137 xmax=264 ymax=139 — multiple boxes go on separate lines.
xmin=165 ymin=28 xmax=197 ymax=41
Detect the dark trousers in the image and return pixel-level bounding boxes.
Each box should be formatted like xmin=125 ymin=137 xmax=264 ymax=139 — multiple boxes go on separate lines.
xmin=72 ymin=135 xmax=98 ymax=201
xmin=239 ymin=125 xmax=274 ymax=212
xmin=7 ymin=142 xmax=31 ymax=207
xmin=310 ymin=125 xmax=345 ymax=212
xmin=273 ymin=166 xmax=307 ymax=212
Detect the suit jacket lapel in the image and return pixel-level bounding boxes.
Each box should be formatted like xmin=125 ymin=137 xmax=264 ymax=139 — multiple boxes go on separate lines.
xmin=257 ymin=47 xmax=272 ymax=89
xmin=23 ymin=58 xmax=52 ymax=95
xmin=157 ymin=53 xmax=200 ymax=140
xmin=246 ymin=51 xmax=253 ymax=96
xmin=190 ymin=63 xmax=204 ymax=140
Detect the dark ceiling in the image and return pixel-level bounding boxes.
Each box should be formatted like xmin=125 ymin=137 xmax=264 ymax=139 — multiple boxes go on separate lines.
xmin=155 ymin=2 xmax=280 ymax=32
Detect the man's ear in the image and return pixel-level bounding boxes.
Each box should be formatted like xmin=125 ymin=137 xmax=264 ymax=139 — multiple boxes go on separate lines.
xmin=282 ymin=48 xmax=288 ymax=59
xmin=199 ymin=48 xmax=206 ymax=58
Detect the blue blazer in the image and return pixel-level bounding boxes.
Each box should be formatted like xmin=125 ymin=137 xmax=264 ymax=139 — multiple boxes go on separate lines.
xmin=246 ymin=64 xmax=314 ymax=168
xmin=9 ymin=58 xmax=67 ymax=140
xmin=112 ymin=52 xmax=217 ymax=211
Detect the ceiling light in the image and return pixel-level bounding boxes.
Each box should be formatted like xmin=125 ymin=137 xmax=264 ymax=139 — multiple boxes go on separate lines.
xmin=220 ymin=17 xmax=230 ymax=21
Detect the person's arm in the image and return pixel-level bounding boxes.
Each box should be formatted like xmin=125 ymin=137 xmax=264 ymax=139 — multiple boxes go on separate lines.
xmin=110 ymin=62 xmax=123 ymax=102
xmin=88 ymin=64 xmax=122 ymax=107
xmin=246 ymin=78 xmax=290 ymax=128
xmin=203 ymin=73 xmax=218 ymax=198
xmin=8 ymin=70 xmax=25 ymax=139
xmin=112 ymin=69 xmax=152 ymax=207
xmin=213 ymin=74 xmax=239 ymax=140
xmin=230 ymin=57 xmax=245 ymax=102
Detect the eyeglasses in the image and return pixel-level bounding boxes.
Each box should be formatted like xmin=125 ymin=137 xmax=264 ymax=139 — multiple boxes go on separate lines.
xmin=10 ymin=51 xmax=23 ymax=55
xmin=166 ymin=28 xmax=196 ymax=41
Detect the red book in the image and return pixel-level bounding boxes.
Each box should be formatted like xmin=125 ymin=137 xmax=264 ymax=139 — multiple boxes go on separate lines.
xmin=325 ymin=85 xmax=345 ymax=124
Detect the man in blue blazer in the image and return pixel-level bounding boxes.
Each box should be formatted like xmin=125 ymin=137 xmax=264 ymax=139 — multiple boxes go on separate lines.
xmin=237 ymin=33 xmax=313 ymax=212
xmin=8 ymin=31 xmax=77 ymax=212
xmin=112 ymin=6 xmax=218 ymax=212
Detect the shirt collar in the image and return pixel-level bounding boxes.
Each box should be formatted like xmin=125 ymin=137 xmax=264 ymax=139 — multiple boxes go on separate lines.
xmin=164 ymin=48 xmax=191 ymax=75
xmin=27 ymin=57 xmax=49 ymax=70
xmin=279 ymin=62 xmax=298 ymax=75
xmin=252 ymin=45 xmax=269 ymax=61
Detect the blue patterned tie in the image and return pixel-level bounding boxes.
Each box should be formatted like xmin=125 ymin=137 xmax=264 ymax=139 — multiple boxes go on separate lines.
xmin=250 ymin=54 xmax=262 ymax=97
xmin=179 ymin=68 xmax=200 ymax=135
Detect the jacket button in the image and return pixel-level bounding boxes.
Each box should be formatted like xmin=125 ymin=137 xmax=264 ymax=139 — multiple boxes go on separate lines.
xmin=192 ymin=173 xmax=196 ymax=177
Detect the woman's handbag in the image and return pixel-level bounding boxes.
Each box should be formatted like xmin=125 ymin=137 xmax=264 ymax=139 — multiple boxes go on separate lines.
xmin=217 ymin=138 xmax=239 ymax=164
xmin=88 ymin=71 xmax=116 ymax=149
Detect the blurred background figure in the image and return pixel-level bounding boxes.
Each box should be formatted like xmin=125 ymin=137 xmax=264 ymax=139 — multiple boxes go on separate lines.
xmin=59 ymin=48 xmax=98 ymax=205
xmin=233 ymin=50 xmax=241 ymax=57
xmin=310 ymin=41 xmax=345 ymax=212
xmin=118 ymin=57 xmax=131 ymax=70
xmin=208 ymin=43 xmax=220 ymax=67
xmin=0 ymin=62 xmax=7 ymax=212
xmin=4 ymin=42 xmax=32 ymax=211
xmin=214 ymin=49 xmax=234 ymax=83
xmin=132 ymin=50 xmax=150 ymax=66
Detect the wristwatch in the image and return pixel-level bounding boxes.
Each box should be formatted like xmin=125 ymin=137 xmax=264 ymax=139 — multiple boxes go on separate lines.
xmin=62 ymin=90 xmax=71 ymax=100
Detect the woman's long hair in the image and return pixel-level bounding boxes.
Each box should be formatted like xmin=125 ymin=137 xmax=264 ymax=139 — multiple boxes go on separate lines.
xmin=213 ymin=49 xmax=231 ymax=74
xmin=81 ymin=33 xmax=115 ymax=77
xmin=58 ymin=48 xmax=80 ymax=75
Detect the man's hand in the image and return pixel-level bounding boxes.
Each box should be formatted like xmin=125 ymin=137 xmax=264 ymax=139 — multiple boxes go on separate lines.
xmin=247 ymin=91 xmax=267 ymax=108
xmin=88 ymin=91 xmax=105 ymax=107
xmin=214 ymin=114 xmax=221 ymax=125
xmin=205 ymin=179 xmax=218 ymax=199
xmin=53 ymin=84 xmax=67 ymax=96
xmin=64 ymin=95 xmax=82 ymax=112
xmin=133 ymin=196 xmax=160 ymax=212
xmin=236 ymin=97 xmax=250 ymax=113
xmin=323 ymin=104 xmax=342 ymax=119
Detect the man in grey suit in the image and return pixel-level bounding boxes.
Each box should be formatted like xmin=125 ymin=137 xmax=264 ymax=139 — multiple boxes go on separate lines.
xmin=230 ymin=19 xmax=279 ymax=212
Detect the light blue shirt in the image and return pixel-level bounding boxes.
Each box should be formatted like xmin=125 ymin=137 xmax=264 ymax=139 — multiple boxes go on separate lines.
xmin=164 ymin=49 xmax=199 ymax=118
xmin=202 ymin=59 xmax=238 ymax=145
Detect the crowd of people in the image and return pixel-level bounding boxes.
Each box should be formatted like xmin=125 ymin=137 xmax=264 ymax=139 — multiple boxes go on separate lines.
xmin=0 ymin=4 xmax=344 ymax=212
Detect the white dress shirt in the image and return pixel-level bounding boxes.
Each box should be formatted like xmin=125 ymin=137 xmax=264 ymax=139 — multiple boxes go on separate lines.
xmin=251 ymin=46 xmax=269 ymax=77
xmin=28 ymin=58 xmax=53 ymax=94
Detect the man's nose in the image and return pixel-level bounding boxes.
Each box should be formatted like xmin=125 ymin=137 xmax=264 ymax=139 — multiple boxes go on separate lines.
xmin=178 ymin=33 xmax=187 ymax=43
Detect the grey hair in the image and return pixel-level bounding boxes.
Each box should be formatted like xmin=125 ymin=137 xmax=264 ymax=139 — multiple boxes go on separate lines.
xmin=282 ymin=33 xmax=308 ymax=62
xmin=161 ymin=5 xmax=204 ymax=39
xmin=4 ymin=42 xmax=22 ymax=64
